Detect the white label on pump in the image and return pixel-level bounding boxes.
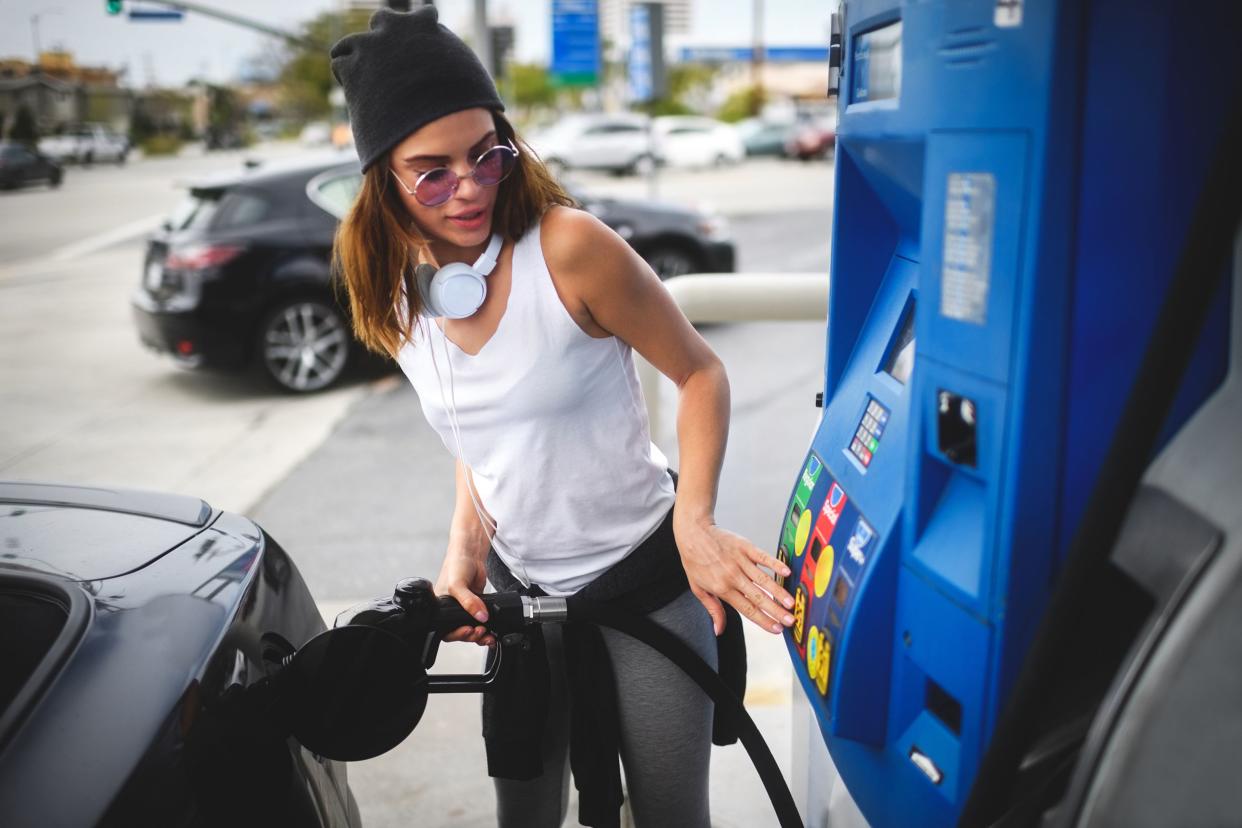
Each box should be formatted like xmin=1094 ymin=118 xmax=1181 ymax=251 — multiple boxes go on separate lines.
xmin=941 ymin=172 xmax=996 ymax=326
xmin=995 ymin=0 xmax=1023 ymax=28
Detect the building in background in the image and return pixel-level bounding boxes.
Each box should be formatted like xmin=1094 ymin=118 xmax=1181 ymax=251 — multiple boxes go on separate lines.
xmin=0 ymin=54 xmax=133 ymax=138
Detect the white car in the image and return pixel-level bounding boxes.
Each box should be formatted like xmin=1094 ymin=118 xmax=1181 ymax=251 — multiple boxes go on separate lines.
xmin=527 ymin=113 xmax=656 ymax=176
xmin=37 ymin=123 xmax=129 ymax=164
xmin=652 ymin=116 xmax=746 ymax=169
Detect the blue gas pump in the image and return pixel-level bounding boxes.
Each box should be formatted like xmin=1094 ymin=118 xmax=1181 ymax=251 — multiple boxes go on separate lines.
xmin=779 ymin=1 xmax=1242 ymax=826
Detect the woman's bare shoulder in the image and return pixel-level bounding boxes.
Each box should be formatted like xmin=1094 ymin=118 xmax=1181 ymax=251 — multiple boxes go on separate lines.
xmin=539 ymin=205 xmax=630 ymax=281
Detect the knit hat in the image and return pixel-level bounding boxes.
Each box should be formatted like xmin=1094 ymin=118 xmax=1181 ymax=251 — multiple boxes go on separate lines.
xmin=330 ymin=6 xmax=505 ymax=172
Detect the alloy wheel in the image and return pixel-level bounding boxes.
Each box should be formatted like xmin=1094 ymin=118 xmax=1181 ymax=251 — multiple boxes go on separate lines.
xmin=261 ymin=299 xmax=350 ymax=393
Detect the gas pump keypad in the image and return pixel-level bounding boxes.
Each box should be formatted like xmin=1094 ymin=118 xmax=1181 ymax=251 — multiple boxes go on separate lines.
xmin=850 ymin=397 xmax=890 ymax=468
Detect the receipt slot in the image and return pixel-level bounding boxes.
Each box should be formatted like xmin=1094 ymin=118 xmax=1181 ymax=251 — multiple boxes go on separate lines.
xmin=779 ymin=2 xmax=1242 ymax=826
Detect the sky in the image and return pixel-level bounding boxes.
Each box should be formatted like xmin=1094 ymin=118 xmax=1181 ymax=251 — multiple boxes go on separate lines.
xmin=0 ymin=0 xmax=833 ymax=88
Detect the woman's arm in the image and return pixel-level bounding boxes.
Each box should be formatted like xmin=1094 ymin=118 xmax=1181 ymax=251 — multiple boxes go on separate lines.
xmin=542 ymin=207 xmax=795 ymax=636
xmin=434 ymin=459 xmax=495 ymax=645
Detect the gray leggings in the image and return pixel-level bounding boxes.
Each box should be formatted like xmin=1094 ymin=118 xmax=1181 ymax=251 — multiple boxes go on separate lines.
xmin=493 ymin=589 xmax=718 ymax=828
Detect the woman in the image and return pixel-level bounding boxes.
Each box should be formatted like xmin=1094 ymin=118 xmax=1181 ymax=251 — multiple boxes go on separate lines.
xmin=330 ymin=8 xmax=795 ymax=827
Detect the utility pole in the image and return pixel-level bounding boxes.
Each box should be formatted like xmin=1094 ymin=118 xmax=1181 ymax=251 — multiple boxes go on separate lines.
xmin=473 ymin=0 xmax=491 ymax=82
xmin=30 ymin=8 xmax=62 ymax=67
xmin=128 ymin=1 xmax=324 ymax=50
xmin=751 ymin=0 xmax=765 ymax=116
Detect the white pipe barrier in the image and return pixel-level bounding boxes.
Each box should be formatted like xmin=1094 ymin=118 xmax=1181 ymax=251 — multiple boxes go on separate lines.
xmin=639 ymin=272 xmax=829 ymax=434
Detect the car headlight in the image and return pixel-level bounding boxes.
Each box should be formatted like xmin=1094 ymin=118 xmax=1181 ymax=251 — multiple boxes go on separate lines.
xmin=696 ymin=214 xmax=731 ymax=241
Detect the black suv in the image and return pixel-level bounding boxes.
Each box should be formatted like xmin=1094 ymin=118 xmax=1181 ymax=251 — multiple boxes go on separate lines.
xmin=132 ymin=154 xmax=735 ymax=394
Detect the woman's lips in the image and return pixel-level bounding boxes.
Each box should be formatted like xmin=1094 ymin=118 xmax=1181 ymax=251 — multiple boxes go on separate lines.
xmin=447 ymin=208 xmax=487 ymax=230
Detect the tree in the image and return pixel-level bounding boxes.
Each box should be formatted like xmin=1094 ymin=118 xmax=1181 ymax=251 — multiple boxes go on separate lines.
xmin=716 ymin=85 xmax=765 ymax=123
xmin=11 ymin=104 xmax=38 ymax=146
xmin=509 ymin=63 xmax=557 ymax=111
xmin=277 ymin=10 xmax=371 ymax=122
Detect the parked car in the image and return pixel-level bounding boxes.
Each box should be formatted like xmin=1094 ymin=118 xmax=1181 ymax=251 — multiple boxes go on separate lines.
xmin=0 ymin=480 xmax=362 ymax=826
xmin=527 ymin=113 xmax=656 ymax=176
xmin=132 ymin=152 xmax=736 ymax=393
xmin=0 ymin=142 xmax=63 ymax=190
xmin=304 ymin=160 xmax=735 ymax=279
xmin=573 ymin=190 xmax=734 ymax=277
xmin=37 ymin=123 xmax=129 ymax=164
xmin=786 ymin=117 xmax=837 ymax=161
xmin=734 ymin=118 xmax=797 ymax=157
xmin=299 ymin=121 xmax=332 ymax=147
xmin=652 ymin=116 xmax=746 ymax=168
xmin=131 ymin=152 xmax=367 ymax=394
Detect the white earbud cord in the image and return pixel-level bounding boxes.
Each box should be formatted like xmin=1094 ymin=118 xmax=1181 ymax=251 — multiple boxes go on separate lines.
xmin=422 ymin=317 xmax=532 ymax=588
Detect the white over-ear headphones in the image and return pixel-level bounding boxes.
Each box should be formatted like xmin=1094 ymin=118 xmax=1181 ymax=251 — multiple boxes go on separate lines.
xmin=414 ymin=233 xmax=503 ymax=319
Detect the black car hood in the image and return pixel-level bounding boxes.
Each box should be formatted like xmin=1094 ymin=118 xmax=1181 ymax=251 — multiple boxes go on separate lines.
xmin=0 ymin=482 xmax=213 ymax=581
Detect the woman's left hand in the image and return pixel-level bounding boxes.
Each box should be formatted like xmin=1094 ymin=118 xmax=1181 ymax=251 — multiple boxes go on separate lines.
xmin=674 ymin=513 xmax=795 ymax=636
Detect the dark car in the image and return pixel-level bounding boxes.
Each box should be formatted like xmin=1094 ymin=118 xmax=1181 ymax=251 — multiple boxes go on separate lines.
xmin=306 ymin=163 xmax=736 ymax=279
xmin=132 ymin=154 xmax=736 ymax=393
xmin=131 ymin=153 xmax=364 ymax=394
xmin=0 ymin=481 xmax=361 ymax=826
xmin=0 ymin=142 xmax=63 ymax=190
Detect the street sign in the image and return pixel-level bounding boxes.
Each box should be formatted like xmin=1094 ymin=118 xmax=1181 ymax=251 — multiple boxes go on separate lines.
xmin=628 ymin=2 xmax=665 ymax=103
xmin=551 ymin=0 xmax=599 ymax=87
xmin=678 ymin=46 xmax=832 ymax=63
xmin=129 ymin=7 xmax=185 ymax=20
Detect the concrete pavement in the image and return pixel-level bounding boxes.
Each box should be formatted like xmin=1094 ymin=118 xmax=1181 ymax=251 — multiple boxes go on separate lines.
xmin=0 ymin=144 xmax=836 ymax=826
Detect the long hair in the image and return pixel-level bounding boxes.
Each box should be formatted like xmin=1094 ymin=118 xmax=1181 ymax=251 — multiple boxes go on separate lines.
xmin=333 ymin=111 xmax=576 ymax=358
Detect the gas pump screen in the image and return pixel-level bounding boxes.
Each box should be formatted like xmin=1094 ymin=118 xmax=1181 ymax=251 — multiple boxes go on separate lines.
xmin=852 ymin=20 xmax=903 ymax=103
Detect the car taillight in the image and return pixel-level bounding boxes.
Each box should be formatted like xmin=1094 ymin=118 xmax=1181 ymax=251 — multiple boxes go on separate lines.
xmin=165 ymin=243 xmax=244 ymax=271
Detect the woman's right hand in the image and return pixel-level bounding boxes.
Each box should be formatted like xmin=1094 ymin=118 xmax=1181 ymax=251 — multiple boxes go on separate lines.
xmin=434 ymin=549 xmax=495 ymax=647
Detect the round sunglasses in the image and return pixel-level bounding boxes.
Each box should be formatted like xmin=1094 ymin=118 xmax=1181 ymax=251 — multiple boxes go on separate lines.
xmin=389 ymin=140 xmax=520 ymax=207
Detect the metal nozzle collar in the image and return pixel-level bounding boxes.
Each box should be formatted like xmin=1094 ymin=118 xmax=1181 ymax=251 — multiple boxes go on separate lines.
xmin=521 ymin=596 xmax=569 ymax=623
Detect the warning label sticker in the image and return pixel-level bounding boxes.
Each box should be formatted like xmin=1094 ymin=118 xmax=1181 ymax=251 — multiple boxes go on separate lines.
xmin=940 ymin=172 xmax=996 ymax=326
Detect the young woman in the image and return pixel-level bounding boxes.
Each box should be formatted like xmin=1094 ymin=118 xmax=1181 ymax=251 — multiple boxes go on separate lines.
xmin=331 ymin=8 xmax=795 ymax=827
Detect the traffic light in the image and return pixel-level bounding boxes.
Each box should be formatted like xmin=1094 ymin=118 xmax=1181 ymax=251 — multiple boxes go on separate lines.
xmin=105 ymin=0 xmax=124 ymax=15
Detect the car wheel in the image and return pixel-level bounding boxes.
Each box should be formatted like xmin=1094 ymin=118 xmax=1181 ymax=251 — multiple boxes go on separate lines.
xmin=83 ymin=151 xmax=94 ymax=166
xmin=645 ymin=246 xmax=700 ymax=279
xmin=630 ymin=154 xmax=656 ymax=176
xmin=712 ymin=153 xmax=729 ymax=168
xmin=258 ymin=298 xmax=352 ymax=393
xmin=48 ymin=169 xmax=62 ymax=188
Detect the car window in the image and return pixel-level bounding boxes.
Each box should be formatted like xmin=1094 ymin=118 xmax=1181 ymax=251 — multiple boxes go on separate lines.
xmin=585 ymin=123 xmax=642 ymax=136
xmin=168 ymin=190 xmax=223 ymax=231
xmin=2 ymin=146 xmax=31 ymax=161
xmin=667 ymin=126 xmax=708 ymax=136
xmin=213 ymin=190 xmax=270 ymax=229
xmin=306 ymin=171 xmax=363 ymax=219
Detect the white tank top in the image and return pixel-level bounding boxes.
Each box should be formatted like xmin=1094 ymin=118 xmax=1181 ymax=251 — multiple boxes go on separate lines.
xmin=395 ymin=215 xmax=676 ymax=595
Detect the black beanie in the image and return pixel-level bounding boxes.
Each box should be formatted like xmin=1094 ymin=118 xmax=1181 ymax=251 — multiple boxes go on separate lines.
xmin=330 ymin=6 xmax=505 ymax=172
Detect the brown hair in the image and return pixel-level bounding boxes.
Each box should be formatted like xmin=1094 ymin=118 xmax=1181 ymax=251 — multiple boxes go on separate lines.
xmin=333 ymin=111 xmax=576 ymax=357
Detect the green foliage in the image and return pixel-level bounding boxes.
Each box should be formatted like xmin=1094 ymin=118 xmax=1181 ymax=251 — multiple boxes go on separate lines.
xmin=634 ymin=97 xmax=694 ymax=117
xmin=278 ymin=10 xmax=371 ymax=121
xmin=667 ymin=63 xmax=717 ymax=102
xmin=207 ymin=84 xmax=242 ymax=130
xmin=508 ymin=63 xmax=557 ymax=110
xmin=716 ymin=85 xmax=765 ymax=123
xmin=141 ymin=134 xmax=183 ymax=156
xmin=11 ymin=105 xmax=38 ymax=145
